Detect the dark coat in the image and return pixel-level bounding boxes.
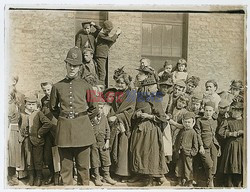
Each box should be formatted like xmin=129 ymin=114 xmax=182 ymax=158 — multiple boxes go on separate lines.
xmin=95 ymin=32 xmax=118 ymax=58
xmin=49 ymin=77 xmax=98 ymax=147
xmin=194 ymin=117 xmax=220 ymax=149
xmin=19 ymin=110 xmax=54 ymax=146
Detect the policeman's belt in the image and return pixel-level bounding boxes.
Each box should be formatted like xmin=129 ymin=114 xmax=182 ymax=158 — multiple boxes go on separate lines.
xmin=59 ymin=111 xmax=88 ymax=119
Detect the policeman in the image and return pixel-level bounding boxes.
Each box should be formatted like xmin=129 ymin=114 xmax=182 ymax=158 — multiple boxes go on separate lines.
xmin=49 ymin=47 xmax=98 ymax=185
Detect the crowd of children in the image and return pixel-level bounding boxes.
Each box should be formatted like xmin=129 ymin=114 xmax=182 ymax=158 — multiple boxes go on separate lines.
xmin=7 ymin=20 xmax=245 ymax=188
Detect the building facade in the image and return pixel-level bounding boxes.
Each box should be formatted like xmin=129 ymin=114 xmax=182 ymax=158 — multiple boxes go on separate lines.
xmin=8 ymin=9 xmax=245 ymax=95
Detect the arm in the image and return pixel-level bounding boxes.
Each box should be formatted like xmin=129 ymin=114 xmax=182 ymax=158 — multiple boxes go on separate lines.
xmin=49 ymin=85 xmax=60 ymax=119
xmin=194 ymin=118 xmax=204 ymax=148
xmin=91 ymin=22 xmax=102 ymax=38
xmin=86 ymin=86 xmax=99 ymax=120
xmin=37 ymin=111 xmax=55 ymax=137
xmin=191 ymin=132 xmax=199 ymax=156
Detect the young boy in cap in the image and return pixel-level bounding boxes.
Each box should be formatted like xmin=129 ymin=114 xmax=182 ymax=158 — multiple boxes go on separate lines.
xmin=76 ymin=21 xmax=102 ymax=53
xmin=95 ymin=20 xmax=122 ymax=89
xmin=189 ymin=93 xmax=203 ymax=118
xmin=194 ymin=101 xmax=220 ymax=187
xmin=175 ymin=112 xmax=198 ymax=187
xmin=90 ymin=98 xmax=116 ymax=186
xmin=19 ymin=94 xmax=54 ymax=186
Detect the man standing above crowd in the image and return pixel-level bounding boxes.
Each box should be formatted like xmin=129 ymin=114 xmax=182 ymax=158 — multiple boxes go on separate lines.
xmin=49 ymin=47 xmax=99 ymax=185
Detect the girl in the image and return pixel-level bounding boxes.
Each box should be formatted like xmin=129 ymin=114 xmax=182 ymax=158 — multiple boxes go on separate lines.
xmin=130 ymin=75 xmax=168 ymax=186
xmin=172 ymin=58 xmax=188 ymax=84
xmin=218 ymin=101 xmax=244 ymax=187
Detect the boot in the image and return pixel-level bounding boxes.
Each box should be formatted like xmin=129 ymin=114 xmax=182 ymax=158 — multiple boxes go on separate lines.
xmin=187 ymin=180 xmax=194 ymax=187
xmin=93 ymin=168 xmax=103 ymax=186
xmin=28 ymin=170 xmax=34 ymax=186
xmin=207 ymin=176 xmax=214 ymax=187
xmin=145 ymin=176 xmax=154 ymax=187
xmin=11 ymin=175 xmax=19 ymax=185
xmin=36 ymin=170 xmax=42 ymax=186
xmin=176 ymin=177 xmax=182 ymax=186
xmin=102 ymin=167 xmax=116 ymax=185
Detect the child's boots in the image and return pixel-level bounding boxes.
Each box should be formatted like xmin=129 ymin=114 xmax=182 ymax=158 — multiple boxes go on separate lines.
xmin=102 ymin=166 xmax=116 ymax=185
xmin=93 ymin=168 xmax=103 ymax=186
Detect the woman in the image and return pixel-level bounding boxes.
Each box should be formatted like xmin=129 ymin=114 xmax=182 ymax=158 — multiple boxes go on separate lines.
xmin=130 ymin=75 xmax=168 ymax=186
xmin=108 ymin=67 xmax=135 ymax=182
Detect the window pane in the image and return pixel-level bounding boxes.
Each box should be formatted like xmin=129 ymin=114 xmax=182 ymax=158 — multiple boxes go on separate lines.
xmin=162 ymin=25 xmax=172 ymax=56
xmin=142 ymin=13 xmax=183 ymax=23
xmin=142 ymin=23 xmax=152 ymax=55
xmin=152 ymin=24 xmax=162 ymax=55
xmin=172 ymin=25 xmax=182 ymax=57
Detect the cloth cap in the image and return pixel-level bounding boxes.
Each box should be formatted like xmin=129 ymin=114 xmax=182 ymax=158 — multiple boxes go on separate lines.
xmin=231 ymin=101 xmax=244 ymax=109
xmin=230 ymin=80 xmax=243 ymax=90
xmin=218 ymin=99 xmax=230 ymax=108
xmin=65 ymin=47 xmax=83 ymax=66
xmin=136 ymin=66 xmax=154 ymax=75
xmin=103 ymin=20 xmax=113 ymax=31
xmin=82 ymin=48 xmax=94 ymax=54
xmin=25 ymin=94 xmax=38 ymax=103
xmin=182 ymin=112 xmax=195 ymax=120
xmin=158 ymin=78 xmax=173 ymax=86
xmin=175 ymin=80 xmax=186 ymax=88
xmin=82 ymin=21 xmax=91 ymax=28
xmin=204 ymin=101 xmax=215 ymax=109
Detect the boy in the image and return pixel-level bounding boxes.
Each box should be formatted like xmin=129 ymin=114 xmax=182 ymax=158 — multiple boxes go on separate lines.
xmin=189 ymin=93 xmax=203 ymax=118
xmin=175 ymin=112 xmax=198 ymax=187
xmin=194 ymin=101 xmax=220 ymax=187
xmin=90 ymin=98 xmax=116 ymax=186
xmin=95 ymin=20 xmax=122 ymax=88
xmin=19 ymin=94 xmax=54 ymax=186
xmin=40 ymin=82 xmax=60 ymax=185
xmin=76 ymin=21 xmax=101 ymax=53
xmin=158 ymin=60 xmax=173 ymax=79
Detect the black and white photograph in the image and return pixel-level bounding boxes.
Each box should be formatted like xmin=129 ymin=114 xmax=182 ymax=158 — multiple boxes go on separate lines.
xmin=4 ymin=3 xmax=247 ymax=189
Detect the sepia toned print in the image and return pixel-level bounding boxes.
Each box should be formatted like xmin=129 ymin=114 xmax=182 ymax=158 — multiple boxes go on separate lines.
xmin=6 ymin=6 xmax=246 ymax=189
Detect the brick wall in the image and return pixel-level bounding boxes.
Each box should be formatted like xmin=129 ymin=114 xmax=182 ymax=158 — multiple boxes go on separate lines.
xmin=107 ymin=12 xmax=142 ymax=87
xmin=8 ymin=10 xmax=75 ymax=94
xmin=187 ymin=13 xmax=245 ymax=94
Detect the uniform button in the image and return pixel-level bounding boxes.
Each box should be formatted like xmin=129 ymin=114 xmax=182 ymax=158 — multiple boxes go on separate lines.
xmin=70 ymin=101 xmax=72 ymax=104
xmin=70 ymin=82 xmax=72 ymax=85
xmin=70 ymin=96 xmax=72 ymax=99
xmin=70 ymin=106 xmax=73 ymax=109
xmin=70 ymin=111 xmax=73 ymax=114
xmin=70 ymin=87 xmax=72 ymax=89
xmin=69 ymin=92 xmax=72 ymax=94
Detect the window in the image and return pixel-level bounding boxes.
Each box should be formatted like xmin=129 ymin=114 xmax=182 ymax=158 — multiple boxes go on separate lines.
xmin=142 ymin=13 xmax=188 ymax=70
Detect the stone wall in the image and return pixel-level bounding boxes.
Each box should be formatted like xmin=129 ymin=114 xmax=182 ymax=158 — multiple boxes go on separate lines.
xmin=107 ymin=12 xmax=142 ymax=87
xmin=187 ymin=13 xmax=245 ymax=94
xmin=8 ymin=10 xmax=75 ymax=94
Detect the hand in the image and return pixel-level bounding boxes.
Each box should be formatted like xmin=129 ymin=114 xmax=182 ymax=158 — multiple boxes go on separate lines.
xmin=140 ymin=113 xmax=154 ymax=120
xmin=109 ymin=116 xmax=117 ymax=122
xmin=119 ymin=123 xmax=126 ymax=133
xmin=38 ymin=135 xmax=42 ymax=139
xmin=231 ymin=131 xmax=238 ymax=137
xmin=103 ymin=140 xmax=110 ymax=150
xmin=217 ymin=148 xmax=221 ymax=157
xmin=199 ymin=146 xmax=205 ymax=155
xmin=136 ymin=110 xmax=142 ymax=118
xmin=116 ymin=28 xmax=122 ymax=35
xmin=169 ymin=119 xmax=175 ymax=125
xmin=90 ymin=21 xmax=95 ymax=26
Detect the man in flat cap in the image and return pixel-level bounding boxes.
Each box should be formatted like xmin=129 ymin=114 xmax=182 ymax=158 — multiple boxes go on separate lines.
xmin=95 ymin=20 xmax=122 ymax=90
xmin=75 ymin=21 xmax=101 ymax=53
xmin=49 ymin=47 xmax=99 ymax=185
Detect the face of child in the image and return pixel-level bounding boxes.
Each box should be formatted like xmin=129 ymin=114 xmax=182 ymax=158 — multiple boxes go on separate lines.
xmin=98 ymin=103 xmax=104 ymax=112
xmin=105 ymin=92 xmax=115 ymax=104
xmin=173 ymin=85 xmax=184 ymax=97
xmin=83 ymin=51 xmax=93 ymax=63
xmin=140 ymin=59 xmax=150 ymax=68
xmin=176 ymin=98 xmax=187 ymax=109
xmin=218 ymin=106 xmax=228 ymax=115
xmin=41 ymin=84 xmax=52 ymax=98
xmin=159 ymin=85 xmax=171 ymax=95
xmin=206 ymin=82 xmax=217 ymax=94
xmin=164 ymin=65 xmax=172 ymax=73
xmin=231 ymin=108 xmax=242 ymax=119
xmin=186 ymin=82 xmax=196 ymax=94
xmin=231 ymin=88 xmax=240 ymax=96
xmin=183 ymin=118 xmax=194 ymax=129
xmin=83 ymin=24 xmax=91 ymax=35
xmin=66 ymin=63 xmax=81 ymax=78
xmin=178 ymin=64 xmax=185 ymax=72
xmin=25 ymin=102 xmax=37 ymax=112
xmin=192 ymin=102 xmax=201 ymax=112
xmin=103 ymin=28 xmax=111 ymax=35
xmin=148 ymin=84 xmax=158 ymax=94
xmin=204 ymin=106 xmax=214 ymax=119
xmin=116 ymin=78 xmax=128 ymax=91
